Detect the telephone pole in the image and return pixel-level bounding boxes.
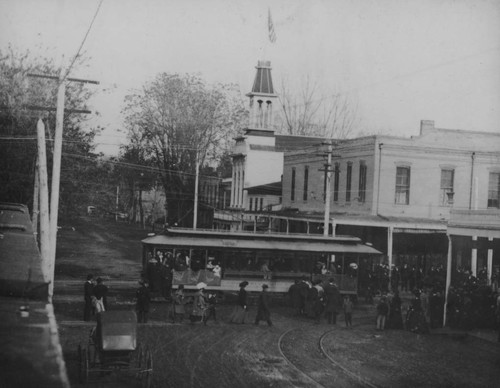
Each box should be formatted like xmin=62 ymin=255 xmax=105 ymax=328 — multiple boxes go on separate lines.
xmin=318 ymin=141 xmax=338 ymax=237
xmin=322 ymin=142 xmax=333 ymax=236
xmin=29 ymin=72 xmax=98 ymax=300
xmin=36 ymin=118 xmax=51 ymax=285
xmin=193 ymin=151 xmax=200 ymax=230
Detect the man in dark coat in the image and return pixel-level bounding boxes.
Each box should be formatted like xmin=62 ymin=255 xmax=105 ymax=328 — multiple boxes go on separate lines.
xmin=255 ymin=284 xmax=272 ymax=326
xmin=83 ymin=274 xmax=94 ymax=321
xmin=296 ymin=278 xmax=309 ymax=315
xmin=324 ymin=278 xmax=341 ymax=324
xmin=136 ymin=280 xmax=151 ymax=323
xmin=288 ymin=280 xmax=302 ymax=316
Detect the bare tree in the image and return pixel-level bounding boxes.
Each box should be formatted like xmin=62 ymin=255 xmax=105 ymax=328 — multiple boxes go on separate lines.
xmin=121 ymin=73 xmax=246 ymax=226
xmin=277 ymin=76 xmax=358 ymax=139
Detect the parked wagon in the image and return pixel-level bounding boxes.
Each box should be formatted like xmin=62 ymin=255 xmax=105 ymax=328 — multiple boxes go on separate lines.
xmin=78 ymin=310 xmax=153 ymax=387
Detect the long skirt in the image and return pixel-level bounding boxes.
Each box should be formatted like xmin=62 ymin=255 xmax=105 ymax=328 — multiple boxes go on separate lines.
xmin=174 ymin=303 xmax=185 ymax=315
xmin=388 ymin=311 xmax=404 ymax=329
xmin=229 ymin=306 xmax=248 ymax=324
xmin=406 ymin=309 xmax=429 ymax=334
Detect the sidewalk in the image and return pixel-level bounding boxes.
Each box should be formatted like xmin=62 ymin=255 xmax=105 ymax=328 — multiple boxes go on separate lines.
xmin=430 ymin=327 xmax=499 ymax=344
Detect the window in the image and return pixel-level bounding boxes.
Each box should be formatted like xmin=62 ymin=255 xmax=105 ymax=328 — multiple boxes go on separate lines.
xmin=346 ymin=162 xmax=352 ymax=202
xmin=303 ymin=166 xmax=309 ymax=201
xmin=488 ymin=172 xmax=500 ymax=208
xmin=249 ymin=198 xmax=253 ymax=211
xmin=291 ymin=168 xmax=296 ymax=201
xmin=358 ymin=162 xmax=367 ymax=203
xmin=333 ymin=163 xmax=340 ymax=202
xmin=395 ymin=166 xmax=410 ymax=205
xmin=260 ymin=198 xmax=264 ymax=211
xmin=440 ymin=169 xmax=454 ymax=206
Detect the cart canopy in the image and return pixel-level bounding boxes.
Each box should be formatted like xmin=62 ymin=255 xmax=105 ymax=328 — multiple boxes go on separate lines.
xmin=97 ymin=311 xmax=137 ymax=351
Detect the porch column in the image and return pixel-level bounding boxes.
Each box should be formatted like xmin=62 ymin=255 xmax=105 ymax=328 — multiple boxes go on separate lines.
xmin=487 ymin=237 xmax=493 ymax=285
xmin=444 ymin=234 xmax=452 ymax=327
xmin=253 ymin=216 xmax=257 ymax=232
xmin=306 ymin=221 xmax=310 ymax=235
xmin=286 ymin=219 xmax=289 ymax=234
xmin=387 ymin=226 xmax=394 ymax=286
xmin=471 ymin=236 xmax=477 ymax=277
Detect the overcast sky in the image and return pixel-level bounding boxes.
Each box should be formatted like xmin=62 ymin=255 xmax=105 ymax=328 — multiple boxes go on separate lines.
xmin=1 ymin=0 xmax=499 ymax=155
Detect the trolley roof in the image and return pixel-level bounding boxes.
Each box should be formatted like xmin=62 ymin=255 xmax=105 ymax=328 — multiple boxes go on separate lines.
xmin=142 ymin=228 xmax=381 ymax=255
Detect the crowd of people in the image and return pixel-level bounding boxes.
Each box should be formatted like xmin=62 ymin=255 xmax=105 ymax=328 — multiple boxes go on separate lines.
xmin=83 ymin=262 xmax=500 ymax=341
xmin=358 ymin=262 xmax=500 ymax=335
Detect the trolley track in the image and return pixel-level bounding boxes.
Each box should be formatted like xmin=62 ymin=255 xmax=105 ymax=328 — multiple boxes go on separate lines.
xmin=278 ymin=325 xmax=377 ymax=388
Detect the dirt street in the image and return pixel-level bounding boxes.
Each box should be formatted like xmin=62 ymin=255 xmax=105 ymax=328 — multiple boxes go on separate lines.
xmin=54 ymin=218 xmax=500 ymax=388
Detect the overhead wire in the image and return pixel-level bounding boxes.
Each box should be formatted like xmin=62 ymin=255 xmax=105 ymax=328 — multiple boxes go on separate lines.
xmin=61 ymin=0 xmax=104 ymax=83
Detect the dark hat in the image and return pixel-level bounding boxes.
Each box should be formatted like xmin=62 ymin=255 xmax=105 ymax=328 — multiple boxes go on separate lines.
xmin=262 ymin=284 xmax=269 ymax=289
xmin=239 ymin=281 xmax=249 ymax=288
xmin=96 ymin=277 xmax=103 ymax=283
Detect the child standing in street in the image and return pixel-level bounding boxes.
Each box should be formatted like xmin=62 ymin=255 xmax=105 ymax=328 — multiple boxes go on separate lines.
xmin=343 ymin=295 xmax=353 ymax=328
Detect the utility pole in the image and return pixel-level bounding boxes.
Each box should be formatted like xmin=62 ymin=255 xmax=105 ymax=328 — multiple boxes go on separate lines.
xmin=47 ymin=71 xmax=66 ymax=299
xmin=193 ymin=151 xmax=200 ymax=230
xmin=36 ymin=118 xmax=51 ymax=287
xmin=115 ymin=186 xmax=120 ymax=222
xmin=29 ymin=72 xmax=98 ymax=301
xmin=32 ymin=157 xmax=40 ymax=236
xmin=322 ymin=142 xmax=333 ymax=236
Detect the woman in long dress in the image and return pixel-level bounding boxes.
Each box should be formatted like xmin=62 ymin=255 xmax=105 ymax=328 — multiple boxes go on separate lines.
xmin=190 ymin=283 xmax=207 ymax=323
xmin=406 ymin=292 xmax=430 ymax=334
xmin=229 ymin=281 xmax=249 ymax=324
xmin=388 ymin=291 xmax=404 ymax=329
xmin=172 ymin=285 xmax=185 ymax=323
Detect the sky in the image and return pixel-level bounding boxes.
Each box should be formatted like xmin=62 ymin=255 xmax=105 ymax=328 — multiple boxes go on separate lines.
xmin=1 ymin=0 xmax=499 ymax=155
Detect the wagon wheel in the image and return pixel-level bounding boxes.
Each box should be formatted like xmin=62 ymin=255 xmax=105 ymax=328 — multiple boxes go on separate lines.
xmin=133 ymin=344 xmax=144 ymax=378
xmin=78 ymin=345 xmax=89 ymax=384
xmin=141 ymin=350 xmax=153 ymax=388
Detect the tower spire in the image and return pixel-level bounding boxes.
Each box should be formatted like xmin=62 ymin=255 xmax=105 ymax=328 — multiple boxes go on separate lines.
xmin=246 ymin=60 xmax=278 ymax=130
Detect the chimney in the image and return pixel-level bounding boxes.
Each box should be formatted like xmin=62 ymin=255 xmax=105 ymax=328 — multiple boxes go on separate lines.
xmin=420 ymin=120 xmax=435 ymax=135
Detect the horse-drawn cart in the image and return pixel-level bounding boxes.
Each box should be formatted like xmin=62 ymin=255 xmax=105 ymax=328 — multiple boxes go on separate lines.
xmin=78 ymin=311 xmax=153 ymax=387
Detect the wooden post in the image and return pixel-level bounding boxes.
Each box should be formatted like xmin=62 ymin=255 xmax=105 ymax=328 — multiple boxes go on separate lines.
xmin=48 ymin=74 xmax=66 ymax=300
xmin=471 ymin=236 xmax=478 ymax=277
xmin=32 ymin=157 xmax=40 ymax=237
xmin=323 ymin=142 xmax=332 ymax=236
xmin=387 ymin=226 xmax=394 ymax=288
xmin=193 ymin=152 xmax=199 ymax=230
xmin=444 ymin=234 xmax=453 ymax=327
xmin=36 ymin=119 xmax=51 ymax=287
xmin=487 ymin=237 xmax=493 ymax=285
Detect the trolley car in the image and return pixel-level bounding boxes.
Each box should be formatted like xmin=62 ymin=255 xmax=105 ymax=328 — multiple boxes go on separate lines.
xmin=142 ymin=228 xmax=381 ymax=294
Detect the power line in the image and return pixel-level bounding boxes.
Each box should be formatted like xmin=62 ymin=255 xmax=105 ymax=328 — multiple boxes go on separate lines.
xmin=62 ymin=0 xmax=104 ymax=82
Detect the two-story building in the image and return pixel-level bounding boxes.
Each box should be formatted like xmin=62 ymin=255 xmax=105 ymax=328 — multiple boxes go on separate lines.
xmin=278 ymin=120 xmax=500 ymax=283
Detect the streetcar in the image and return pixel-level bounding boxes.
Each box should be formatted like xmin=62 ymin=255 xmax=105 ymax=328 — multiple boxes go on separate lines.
xmin=141 ymin=228 xmax=381 ymax=295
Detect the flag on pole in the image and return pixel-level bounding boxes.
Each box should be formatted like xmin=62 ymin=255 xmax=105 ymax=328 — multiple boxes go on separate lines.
xmin=268 ymin=8 xmax=277 ymax=43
